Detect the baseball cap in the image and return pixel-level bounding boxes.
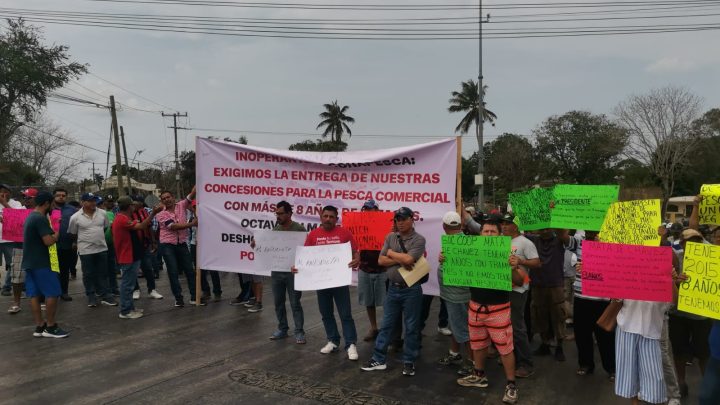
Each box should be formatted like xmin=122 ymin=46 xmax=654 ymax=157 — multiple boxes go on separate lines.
xmin=442 ymin=211 xmax=461 ymax=226
xmin=80 ymin=192 xmax=98 ymax=201
xmin=104 ymin=194 xmax=115 ymax=202
xmin=35 ymin=191 xmax=53 ymax=205
xmin=0 ymin=184 xmax=11 ymax=192
xmin=21 ymin=188 xmax=38 ymax=198
xmin=116 ymin=196 xmax=133 ymax=206
xmin=362 ymin=199 xmax=379 ymax=210
xmin=681 ymin=229 xmax=704 ymax=241
xmin=465 ymin=206 xmax=476 ymax=214
xmin=131 ymin=195 xmax=145 ymax=203
xmin=501 ymin=213 xmax=516 ymax=223
xmin=393 ymin=207 xmax=414 ymax=220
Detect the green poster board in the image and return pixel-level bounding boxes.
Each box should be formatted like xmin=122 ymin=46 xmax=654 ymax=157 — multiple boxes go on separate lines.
xmin=441 ymin=234 xmax=512 ymax=291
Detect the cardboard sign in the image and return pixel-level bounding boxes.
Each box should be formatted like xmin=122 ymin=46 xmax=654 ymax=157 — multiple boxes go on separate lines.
xmin=441 ymin=234 xmax=512 ymax=291
xmin=508 ymin=187 xmax=553 ymax=230
xmin=678 ymin=242 xmax=720 ymax=319
xmin=253 ymin=230 xmax=307 ymax=274
xmin=699 ymin=184 xmax=720 ymax=225
xmin=599 ymin=199 xmax=662 ymax=246
xmin=398 ymin=256 xmax=432 ymax=287
xmin=1 ymin=208 xmax=32 ymax=242
xmin=550 ymin=185 xmax=619 ymax=231
xmin=294 ymin=242 xmax=352 ymax=291
xmin=581 ymin=240 xmax=673 ymax=302
xmin=341 ymin=211 xmax=394 ymax=251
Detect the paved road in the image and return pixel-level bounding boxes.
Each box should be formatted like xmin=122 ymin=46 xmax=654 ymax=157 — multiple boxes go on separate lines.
xmin=0 ymin=272 xmax=701 ymax=404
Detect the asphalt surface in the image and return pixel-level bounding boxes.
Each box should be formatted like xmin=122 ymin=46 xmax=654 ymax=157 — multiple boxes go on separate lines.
xmin=0 ymin=271 xmax=702 ymax=405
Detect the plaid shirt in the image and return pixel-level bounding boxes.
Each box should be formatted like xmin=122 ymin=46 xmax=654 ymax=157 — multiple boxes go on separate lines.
xmin=155 ymin=197 xmax=191 ymax=245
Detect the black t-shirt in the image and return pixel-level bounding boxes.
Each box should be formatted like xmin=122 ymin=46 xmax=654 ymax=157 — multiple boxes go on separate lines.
xmin=359 ymin=250 xmax=383 ymax=273
xmin=470 ymin=287 xmax=510 ymax=305
xmin=525 ymin=234 xmax=576 ymax=288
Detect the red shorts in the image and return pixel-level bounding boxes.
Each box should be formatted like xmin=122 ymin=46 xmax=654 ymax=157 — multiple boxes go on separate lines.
xmin=468 ymin=301 xmax=514 ymax=355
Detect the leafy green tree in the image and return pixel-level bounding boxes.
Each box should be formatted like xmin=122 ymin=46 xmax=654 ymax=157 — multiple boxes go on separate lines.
xmin=316 ymin=101 xmax=354 ymax=143
xmin=484 ymin=134 xmax=539 ymax=197
xmin=0 ymin=19 xmax=87 ymax=157
xmin=288 ymin=139 xmax=347 ymax=152
xmin=534 ymin=111 xmax=628 ymax=184
xmin=448 ymin=80 xmax=497 ymax=136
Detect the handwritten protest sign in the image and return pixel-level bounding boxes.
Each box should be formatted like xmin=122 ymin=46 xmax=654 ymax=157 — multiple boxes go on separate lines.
xmin=441 ymin=234 xmax=512 ymax=290
xmin=550 ymin=185 xmax=619 ymax=231
xmin=678 ymin=242 xmax=720 ymax=319
xmin=699 ymin=184 xmax=720 ymax=225
xmin=1 ymin=208 xmax=32 ymax=242
xmin=294 ymin=242 xmax=352 ymax=291
xmin=598 ymin=199 xmax=662 ymax=246
xmin=581 ymin=241 xmax=672 ymax=302
xmin=508 ymin=187 xmax=552 ymax=230
xmin=50 ymin=210 xmax=61 ymax=232
xmin=252 ymin=230 xmax=307 ymax=274
xmin=341 ymin=211 xmax=394 ymax=251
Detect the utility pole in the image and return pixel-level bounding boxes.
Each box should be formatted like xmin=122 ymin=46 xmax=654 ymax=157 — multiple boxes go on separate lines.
xmin=162 ymin=111 xmax=188 ymax=198
xmin=109 ymin=95 xmax=125 ymax=196
xmin=120 ymin=126 xmax=132 ymax=195
xmin=475 ymin=2 xmax=491 ymax=211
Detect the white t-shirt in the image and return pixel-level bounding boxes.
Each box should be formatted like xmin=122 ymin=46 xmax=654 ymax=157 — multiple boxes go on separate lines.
xmin=617 ymin=299 xmax=670 ymax=340
xmin=511 ymin=235 xmax=539 ymax=294
xmin=68 ymin=208 xmax=109 ymax=255
xmin=0 ymin=199 xmax=24 ymax=243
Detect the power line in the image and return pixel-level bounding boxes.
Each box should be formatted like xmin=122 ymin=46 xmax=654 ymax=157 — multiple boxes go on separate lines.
xmin=87 ymin=72 xmax=178 ymax=111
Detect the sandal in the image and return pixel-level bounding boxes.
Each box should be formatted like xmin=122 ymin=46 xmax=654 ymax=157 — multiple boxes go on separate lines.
xmin=576 ymin=367 xmax=593 ymax=376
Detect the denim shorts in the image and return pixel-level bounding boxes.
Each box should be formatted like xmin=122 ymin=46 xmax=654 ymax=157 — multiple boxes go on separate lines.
xmin=445 ymin=301 xmax=469 ymax=343
xmin=25 ymin=267 xmax=61 ymax=298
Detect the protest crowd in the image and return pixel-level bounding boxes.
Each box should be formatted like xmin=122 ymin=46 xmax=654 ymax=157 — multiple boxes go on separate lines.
xmin=2 ymin=180 xmax=720 ymax=405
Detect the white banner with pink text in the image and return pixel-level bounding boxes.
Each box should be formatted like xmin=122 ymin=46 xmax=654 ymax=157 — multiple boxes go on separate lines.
xmin=195 ymin=137 xmax=458 ymax=295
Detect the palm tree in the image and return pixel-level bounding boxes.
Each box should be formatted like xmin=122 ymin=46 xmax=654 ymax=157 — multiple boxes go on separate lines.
xmin=448 ymin=79 xmax=497 ymax=141
xmin=316 ymin=100 xmax=355 ymax=143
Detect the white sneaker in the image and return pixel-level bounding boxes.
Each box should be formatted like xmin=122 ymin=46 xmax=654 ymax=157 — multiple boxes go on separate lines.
xmin=320 ymin=341 xmax=338 ymax=354
xmin=133 ymin=290 xmax=140 ymax=300
xmin=347 ymin=344 xmax=359 ymax=361
xmin=438 ymin=327 xmax=453 ymax=336
xmin=119 ymin=310 xmax=144 ymax=319
xmin=149 ymin=290 xmax=163 ymax=299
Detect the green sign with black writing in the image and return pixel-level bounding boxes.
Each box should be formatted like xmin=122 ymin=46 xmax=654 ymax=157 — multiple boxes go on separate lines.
xmin=441 ymin=234 xmax=512 ymax=291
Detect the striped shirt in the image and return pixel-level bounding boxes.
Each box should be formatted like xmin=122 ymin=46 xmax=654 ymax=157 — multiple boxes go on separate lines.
xmin=155 ymin=197 xmax=191 ymax=245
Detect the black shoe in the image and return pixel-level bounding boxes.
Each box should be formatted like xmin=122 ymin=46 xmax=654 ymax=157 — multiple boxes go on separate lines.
xmin=0 ymin=289 xmax=11 ymax=296
xmin=60 ymin=294 xmax=72 ymax=301
xmin=42 ymin=324 xmax=69 ymax=338
xmin=402 ymin=363 xmax=416 ymax=376
xmin=33 ymin=323 xmax=47 ymax=338
xmin=554 ymin=346 xmax=566 ymax=362
xmin=174 ymin=299 xmax=185 ymax=308
xmin=533 ymin=344 xmax=552 ymax=356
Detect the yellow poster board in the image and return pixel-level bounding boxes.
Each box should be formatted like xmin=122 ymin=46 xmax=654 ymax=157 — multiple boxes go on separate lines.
xmin=699 ymin=184 xmax=720 ymax=225
xmin=599 ymin=199 xmax=662 ymax=246
xmin=678 ymin=242 xmax=720 ymax=320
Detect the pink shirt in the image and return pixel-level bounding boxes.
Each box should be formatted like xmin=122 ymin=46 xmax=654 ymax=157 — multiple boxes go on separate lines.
xmin=156 ymin=197 xmax=191 ymax=245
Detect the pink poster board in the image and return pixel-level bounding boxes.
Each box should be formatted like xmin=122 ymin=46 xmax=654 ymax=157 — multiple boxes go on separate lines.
xmin=581 ymin=240 xmax=673 ymax=302
xmin=1 ymin=208 xmax=61 ymax=242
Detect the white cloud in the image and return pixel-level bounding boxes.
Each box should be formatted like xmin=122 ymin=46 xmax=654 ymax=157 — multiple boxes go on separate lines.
xmin=645 ymin=57 xmax=698 ymax=73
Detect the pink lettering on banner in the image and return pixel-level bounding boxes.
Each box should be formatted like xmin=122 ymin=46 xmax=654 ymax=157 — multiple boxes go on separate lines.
xmin=581 ymin=240 xmax=673 ymax=302
xmin=1 ymin=208 xmax=32 ymax=242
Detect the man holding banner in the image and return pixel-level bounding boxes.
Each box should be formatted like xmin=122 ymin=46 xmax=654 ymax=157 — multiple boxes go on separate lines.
xmin=361 ymin=207 xmax=426 ymax=377
xmin=268 ymin=201 xmax=307 ymax=344
xmin=297 ymin=205 xmax=359 ymax=360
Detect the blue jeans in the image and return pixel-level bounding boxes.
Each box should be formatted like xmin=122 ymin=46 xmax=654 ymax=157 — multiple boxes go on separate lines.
xmin=271 ymin=271 xmax=304 ymax=335
xmin=160 ymin=243 xmax=196 ymax=301
xmin=700 ymin=357 xmax=720 ymax=405
xmin=373 ymin=284 xmax=423 ymax=364
xmin=119 ymin=261 xmax=140 ymax=315
xmin=317 ymin=285 xmax=356 ymax=349
xmin=79 ymin=251 xmax=112 ymax=300
xmin=134 ymin=250 xmax=156 ymax=293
